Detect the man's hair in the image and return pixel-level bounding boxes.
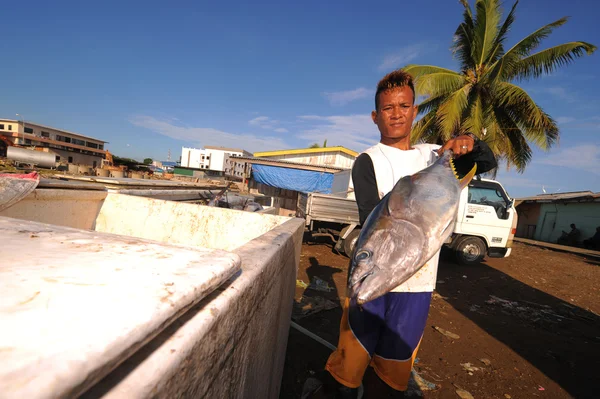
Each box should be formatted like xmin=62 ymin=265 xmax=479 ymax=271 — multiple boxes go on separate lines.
xmin=375 ymin=69 xmax=416 ymax=110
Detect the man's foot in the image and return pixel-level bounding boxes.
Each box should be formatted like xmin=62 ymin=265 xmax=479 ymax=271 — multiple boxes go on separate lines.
xmin=301 ymin=370 xmax=363 ymax=399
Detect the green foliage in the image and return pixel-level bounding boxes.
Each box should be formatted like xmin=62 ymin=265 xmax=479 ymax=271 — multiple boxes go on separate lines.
xmin=404 ymin=0 xmax=596 ymax=171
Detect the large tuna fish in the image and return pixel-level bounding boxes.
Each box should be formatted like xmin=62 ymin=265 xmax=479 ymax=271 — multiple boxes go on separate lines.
xmin=348 ymin=150 xmax=476 ymax=305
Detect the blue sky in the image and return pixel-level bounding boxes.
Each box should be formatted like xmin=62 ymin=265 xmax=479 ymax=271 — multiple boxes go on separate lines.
xmin=1 ymin=0 xmax=598 ymax=197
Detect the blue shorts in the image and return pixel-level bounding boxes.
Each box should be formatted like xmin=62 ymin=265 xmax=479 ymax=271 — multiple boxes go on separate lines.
xmin=326 ymin=292 xmax=432 ymax=390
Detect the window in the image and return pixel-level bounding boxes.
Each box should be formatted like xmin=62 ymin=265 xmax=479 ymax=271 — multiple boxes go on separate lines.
xmin=25 ymin=139 xmax=32 ymax=144
xmin=41 ymin=131 xmax=50 ymax=138
xmin=24 ymin=127 xmax=34 ymax=134
xmin=467 ymin=185 xmax=510 ymax=219
xmin=0 ymin=124 xmax=4 ymax=129
xmin=86 ymin=142 xmax=98 ymax=149
xmin=8 ymin=125 xmax=12 ymax=131
xmin=68 ymin=156 xmax=73 ymax=163
xmin=55 ymin=156 xmax=60 ymax=162
xmin=93 ymin=161 xmax=97 ymax=168
xmin=99 ymin=144 xmax=104 ymax=150
xmin=72 ymin=138 xmax=85 ymax=146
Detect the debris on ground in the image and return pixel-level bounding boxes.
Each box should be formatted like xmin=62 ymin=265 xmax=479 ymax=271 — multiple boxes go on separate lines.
xmin=469 ymin=304 xmax=481 ymax=312
xmin=455 ymin=388 xmax=474 ymax=399
xmin=484 ymin=295 xmax=579 ymax=325
xmin=307 ymin=276 xmax=335 ymax=292
xmin=433 ymin=326 xmax=460 ymax=340
xmin=411 ymin=370 xmax=438 ymax=391
xmin=460 ymin=363 xmax=480 ymax=373
xmin=292 ymin=296 xmax=338 ymax=320
xmin=432 ymin=292 xmax=449 ymax=300
xmin=479 ymin=358 xmax=492 ymax=366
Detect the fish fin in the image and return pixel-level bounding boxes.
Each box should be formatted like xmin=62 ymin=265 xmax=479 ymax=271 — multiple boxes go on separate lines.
xmin=459 ymin=164 xmax=477 ymax=189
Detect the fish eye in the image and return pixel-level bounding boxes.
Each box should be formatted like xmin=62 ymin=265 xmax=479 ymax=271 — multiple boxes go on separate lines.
xmin=355 ymin=250 xmax=371 ymax=261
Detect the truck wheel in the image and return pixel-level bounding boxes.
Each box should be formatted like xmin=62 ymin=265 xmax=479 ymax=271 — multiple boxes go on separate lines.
xmin=454 ymin=236 xmax=486 ymax=266
xmin=343 ymin=229 xmax=361 ymax=258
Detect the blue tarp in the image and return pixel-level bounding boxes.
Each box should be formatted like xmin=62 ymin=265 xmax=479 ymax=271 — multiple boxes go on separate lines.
xmin=251 ymin=164 xmax=334 ymax=194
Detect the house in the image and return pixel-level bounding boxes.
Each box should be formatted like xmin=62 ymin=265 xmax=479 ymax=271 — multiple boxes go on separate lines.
xmin=515 ymin=191 xmax=600 ymax=244
xmin=0 ymin=118 xmax=107 ymax=168
xmin=179 ymin=146 xmax=252 ymax=176
xmin=253 ymin=146 xmax=358 ymax=169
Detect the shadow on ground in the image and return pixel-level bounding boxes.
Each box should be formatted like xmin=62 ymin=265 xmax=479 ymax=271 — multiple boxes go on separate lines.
xmin=435 ymin=255 xmax=600 ymax=399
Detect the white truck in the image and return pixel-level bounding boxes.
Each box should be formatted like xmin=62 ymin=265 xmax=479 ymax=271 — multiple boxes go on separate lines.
xmin=297 ymin=176 xmax=518 ymax=265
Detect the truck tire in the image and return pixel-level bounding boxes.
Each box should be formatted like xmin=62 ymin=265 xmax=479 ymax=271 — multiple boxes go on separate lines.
xmin=454 ymin=236 xmax=486 ymax=266
xmin=343 ymin=229 xmax=361 ymax=258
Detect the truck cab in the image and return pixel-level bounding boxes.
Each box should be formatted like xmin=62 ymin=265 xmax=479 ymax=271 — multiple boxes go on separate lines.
xmin=449 ymin=177 xmax=518 ymax=265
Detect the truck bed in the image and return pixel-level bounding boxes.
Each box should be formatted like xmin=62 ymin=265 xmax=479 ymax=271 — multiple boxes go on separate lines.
xmin=297 ymin=192 xmax=360 ymax=225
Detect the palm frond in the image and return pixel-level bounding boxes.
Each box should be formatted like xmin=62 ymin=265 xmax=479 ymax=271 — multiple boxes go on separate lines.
xmin=486 ymin=16 xmax=568 ymax=80
xmin=436 ymin=85 xmax=471 ymax=139
xmin=493 ymin=107 xmax=532 ymax=171
xmin=473 ymin=0 xmax=502 ymax=66
xmin=494 ymin=82 xmax=558 ymax=149
xmin=487 ymin=0 xmax=519 ymax=63
xmin=462 ymin=90 xmax=485 ymax=137
xmin=411 ymin=110 xmax=439 ymax=144
xmin=413 ymin=72 xmax=467 ymax=98
xmin=403 ymin=65 xmax=462 ymax=78
xmin=505 ymin=42 xmax=597 ymax=81
xmin=452 ymin=0 xmax=475 ymax=70
xmin=415 ymin=95 xmax=445 ymax=115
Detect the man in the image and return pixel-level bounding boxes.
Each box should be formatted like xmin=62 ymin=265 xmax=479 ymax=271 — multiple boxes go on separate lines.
xmin=303 ymin=70 xmax=496 ymax=398
xmin=583 ymin=226 xmax=600 ymax=250
xmin=559 ymin=223 xmax=581 ymax=246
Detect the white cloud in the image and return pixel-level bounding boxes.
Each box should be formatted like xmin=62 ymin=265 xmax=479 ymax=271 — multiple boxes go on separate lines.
xmin=538 ymin=144 xmax=600 ymax=174
xmin=323 ymin=87 xmax=373 ymax=106
xmin=248 ymin=115 xmax=288 ymax=132
xmin=555 ymin=116 xmax=575 ymax=124
xmin=248 ymin=116 xmax=270 ymax=126
xmin=378 ymin=44 xmax=427 ymax=72
xmin=296 ymin=114 xmax=379 ymax=152
xmin=129 ymin=115 xmax=289 ymax=153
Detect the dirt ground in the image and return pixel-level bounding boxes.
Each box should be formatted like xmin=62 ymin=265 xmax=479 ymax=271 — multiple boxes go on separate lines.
xmin=280 ymin=240 xmax=600 ymax=399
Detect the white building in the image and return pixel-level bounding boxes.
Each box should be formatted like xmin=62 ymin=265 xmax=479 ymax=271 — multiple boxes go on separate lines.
xmin=0 ymin=118 xmax=107 ymax=168
xmin=180 ymin=146 xmax=252 ymax=174
xmin=253 ymin=146 xmax=357 ymax=169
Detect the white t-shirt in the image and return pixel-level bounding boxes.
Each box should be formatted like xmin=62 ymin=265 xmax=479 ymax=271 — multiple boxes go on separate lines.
xmin=362 ymin=142 xmax=441 ymax=293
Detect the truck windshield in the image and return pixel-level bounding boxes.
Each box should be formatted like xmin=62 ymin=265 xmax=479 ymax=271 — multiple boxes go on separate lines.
xmin=467 ymin=183 xmax=511 ymax=219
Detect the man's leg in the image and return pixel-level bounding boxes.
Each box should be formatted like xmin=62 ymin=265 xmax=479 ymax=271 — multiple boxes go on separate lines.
xmin=370 ymin=292 xmax=432 ymax=391
xmin=325 ymin=295 xmax=386 ymax=388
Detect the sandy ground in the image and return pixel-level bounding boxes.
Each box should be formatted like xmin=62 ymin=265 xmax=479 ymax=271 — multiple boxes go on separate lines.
xmin=280 ymin=241 xmax=600 ymax=399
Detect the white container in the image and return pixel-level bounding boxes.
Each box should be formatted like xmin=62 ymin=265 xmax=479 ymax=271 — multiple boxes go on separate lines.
xmin=0 ymin=184 xmax=303 ymax=399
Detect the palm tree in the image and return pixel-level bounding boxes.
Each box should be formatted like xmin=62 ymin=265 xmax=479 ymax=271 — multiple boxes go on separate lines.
xmin=404 ymin=0 xmax=596 ymax=171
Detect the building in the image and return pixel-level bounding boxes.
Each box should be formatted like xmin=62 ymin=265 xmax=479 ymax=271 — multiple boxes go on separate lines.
xmin=253 ymin=146 xmax=358 ymax=169
xmin=224 ymin=156 xmax=251 ymax=181
xmin=515 ymin=191 xmax=600 ymax=244
xmin=0 ymin=119 xmax=107 ymax=168
xmin=180 ymin=146 xmax=252 ymax=175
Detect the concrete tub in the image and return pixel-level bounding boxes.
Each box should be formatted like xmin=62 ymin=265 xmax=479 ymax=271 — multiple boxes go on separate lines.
xmin=0 ymin=185 xmax=304 ymax=398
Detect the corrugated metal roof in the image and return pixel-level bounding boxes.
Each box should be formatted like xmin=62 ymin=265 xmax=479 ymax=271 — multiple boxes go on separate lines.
xmin=515 ymin=191 xmax=600 ymax=205
xmin=234 ymin=156 xmax=349 ymax=173
xmin=254 ymin=146 xmax=358 ymax=158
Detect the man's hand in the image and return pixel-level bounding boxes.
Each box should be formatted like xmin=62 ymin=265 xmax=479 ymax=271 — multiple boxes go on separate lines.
xmin=436 ymin=134 xmax=475 ymax=157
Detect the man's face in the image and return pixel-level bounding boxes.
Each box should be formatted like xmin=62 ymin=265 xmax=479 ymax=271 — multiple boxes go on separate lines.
xmin=371 ymin=86 xmax=418 ymax=143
